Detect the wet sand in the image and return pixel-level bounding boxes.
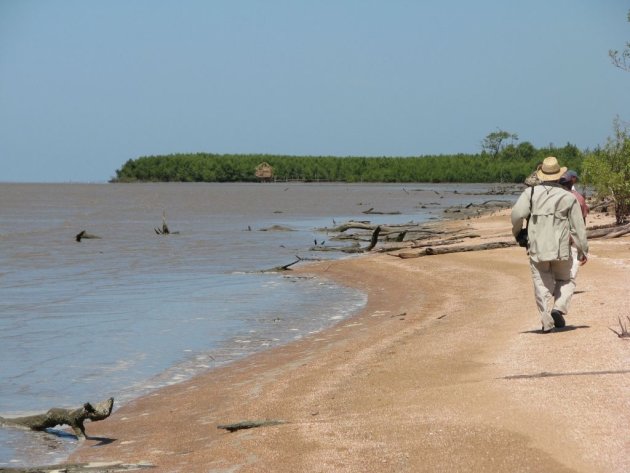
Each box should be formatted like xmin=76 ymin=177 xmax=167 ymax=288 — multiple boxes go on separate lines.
xmin=69 ymin=209 xmax=630 ymax=472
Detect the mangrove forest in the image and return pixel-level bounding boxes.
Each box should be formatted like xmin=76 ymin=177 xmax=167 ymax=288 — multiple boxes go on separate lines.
xmin=111 ymin=142 xmax=584 ymax=184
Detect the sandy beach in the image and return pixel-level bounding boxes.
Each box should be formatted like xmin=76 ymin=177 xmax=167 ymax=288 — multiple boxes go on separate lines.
xmin=67 ymin=209 xmax=630 ymax=473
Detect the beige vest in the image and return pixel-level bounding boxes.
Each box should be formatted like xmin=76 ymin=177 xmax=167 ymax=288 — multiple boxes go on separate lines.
xmin=511 ymin=184 xmax=588 ymax=262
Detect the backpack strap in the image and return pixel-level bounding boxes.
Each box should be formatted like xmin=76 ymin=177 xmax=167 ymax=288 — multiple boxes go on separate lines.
xmin=526 ymin=185 xmax=534 ymax=226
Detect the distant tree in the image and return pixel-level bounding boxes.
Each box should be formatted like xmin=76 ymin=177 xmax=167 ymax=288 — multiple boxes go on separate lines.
xmin=583 ymin=118 xmax=630 ymax=223
xmin=609 ymin=10 xmax=630 ymax=71
xmin=515 ymin=141 xmax=536 ymax=160
xmin=481 ymin=129 xmax=518 ymax=158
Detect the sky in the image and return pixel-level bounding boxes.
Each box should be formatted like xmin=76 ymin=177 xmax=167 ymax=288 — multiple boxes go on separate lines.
xmin=0 ymin=1 xmax=629 ymax=183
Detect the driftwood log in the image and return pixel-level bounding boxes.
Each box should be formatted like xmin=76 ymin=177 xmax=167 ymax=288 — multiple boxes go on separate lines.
xmin=154 ymin=211 xmax=170 ymax=235
xmin=261 ymin=256 xmax=328 ymax=273
xmin=258 ymin=224 xmax=296 ymax=232
xmin=75 ymin=230 xmax=101 ymax=242
xmin=311 ymin=226 xmax=382 ymax=254
xmin=362 ymin=208 xmax=401 ymax=215
xmin=262 ymin=257 xmax=303 ymax=272
xmin=609 ymin=316 xmax=630 ymax=339
xmin=320 ymin=221 xmax=471 ymax=253
xmin=587 ymin=221 xmax=630 ymax=239
xmin=389 ymin=220 xmax=630 ymax=259
xmin=0 ymin=397 xmax=114 ymax=439
xmin=155 ymin=211 xmax=180 ymax=235
xmin=217 ymin=419 xmax=286 ymax=432
xmin=313 ymin=209 xmax=629 ymax=257
xmin=587 ymin=199 xmax=615 ymax=213
xmin=395 ymin=241 xmax=515 ymax=259
xmin=320 ymin=221 xmax=377 ymax=233
xmin=502 ymin=369 xmax=630 ymax=380
xmin=0 ymin=461 xmax=155 ymax=472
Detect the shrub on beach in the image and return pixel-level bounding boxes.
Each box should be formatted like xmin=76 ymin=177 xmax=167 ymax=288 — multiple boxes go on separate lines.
xmin=583 ymin=119 xmax=630 ymax=224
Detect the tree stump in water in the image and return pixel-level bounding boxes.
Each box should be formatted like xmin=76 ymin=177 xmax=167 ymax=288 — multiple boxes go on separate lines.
xmin=0 ymin=397 xmax=114 ymax=439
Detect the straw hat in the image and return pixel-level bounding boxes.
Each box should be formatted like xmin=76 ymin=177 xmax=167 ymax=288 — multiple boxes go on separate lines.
xmin=536 ymin=156 xmax=567 ymax=182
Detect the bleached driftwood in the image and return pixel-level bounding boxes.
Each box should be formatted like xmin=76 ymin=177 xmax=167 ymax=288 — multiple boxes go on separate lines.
xmin=394 ymin=241 xmax=516 ymax=259
xmin=586 ymin=222 xmax=630 ymax=239
xmin=311 ymin=226 xmax=382 ymax=254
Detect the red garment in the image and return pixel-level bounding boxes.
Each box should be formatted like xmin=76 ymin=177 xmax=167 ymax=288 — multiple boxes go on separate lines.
xmin=571 ymin=189 xmax=589 ymax=221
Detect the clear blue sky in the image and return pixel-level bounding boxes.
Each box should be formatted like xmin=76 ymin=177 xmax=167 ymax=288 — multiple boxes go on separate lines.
xmin=1 ymin=0 xmax=629 ymax=182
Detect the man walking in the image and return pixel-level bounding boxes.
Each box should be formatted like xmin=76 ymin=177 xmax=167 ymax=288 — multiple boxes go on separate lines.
xmin=560 ymin=170 xmax=589 ymax=221
xmin=511 ymin=157 xmax=589 ymax=332
xmin=559 ymin=170 xmax=589 ymax=298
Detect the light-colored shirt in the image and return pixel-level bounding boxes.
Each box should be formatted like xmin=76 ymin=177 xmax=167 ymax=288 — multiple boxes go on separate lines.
xmin=511 ymin=183 xmax=588 ymax=262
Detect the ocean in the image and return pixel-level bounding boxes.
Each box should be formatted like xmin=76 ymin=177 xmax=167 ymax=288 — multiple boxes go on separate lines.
xmin=0 ymin=182 xmax=514 ymax=467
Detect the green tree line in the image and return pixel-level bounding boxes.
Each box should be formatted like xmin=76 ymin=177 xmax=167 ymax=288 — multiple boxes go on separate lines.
xmin=112 ymin=142 xmax=584 ymax=184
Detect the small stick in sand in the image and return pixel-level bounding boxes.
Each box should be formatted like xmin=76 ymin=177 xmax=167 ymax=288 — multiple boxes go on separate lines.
xmin=217 ymin=419 xmax=286 ymax=432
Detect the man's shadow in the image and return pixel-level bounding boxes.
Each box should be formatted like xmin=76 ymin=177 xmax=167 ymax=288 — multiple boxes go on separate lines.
xmin=521 ymin=325 xmax=590 ymax=334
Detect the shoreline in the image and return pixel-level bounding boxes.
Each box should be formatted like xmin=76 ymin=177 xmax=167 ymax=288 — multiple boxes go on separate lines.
xmin=62 ymin=209 xmax=630 ymax=472
xmin=0 ymin=182 xmax=511 ymax=469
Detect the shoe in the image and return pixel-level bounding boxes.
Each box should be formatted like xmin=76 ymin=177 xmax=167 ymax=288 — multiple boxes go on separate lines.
xmin=541 ymin=326 xmax=555 ymax=334
xmin=550 ymin=310 xmax=566 ymax=328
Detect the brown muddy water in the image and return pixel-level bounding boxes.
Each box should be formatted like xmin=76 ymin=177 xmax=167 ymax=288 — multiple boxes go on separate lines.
xmin=0 ymin=182 xmax=516 ymax=467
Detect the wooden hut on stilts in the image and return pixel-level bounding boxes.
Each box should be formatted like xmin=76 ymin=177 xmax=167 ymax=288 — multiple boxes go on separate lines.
xmin=255 ymin=162 xmax=274 ymax=182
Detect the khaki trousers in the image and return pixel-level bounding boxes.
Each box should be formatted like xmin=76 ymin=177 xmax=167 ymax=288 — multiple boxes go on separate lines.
xmin=570 ymin=246 xmax=580 ymax=282
xmin=529 ymin=258 xmax=575 ymax=330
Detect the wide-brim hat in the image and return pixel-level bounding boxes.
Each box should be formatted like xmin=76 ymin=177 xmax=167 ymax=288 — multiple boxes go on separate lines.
xmin=536 ymin=156 xmax=567 ymax=182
